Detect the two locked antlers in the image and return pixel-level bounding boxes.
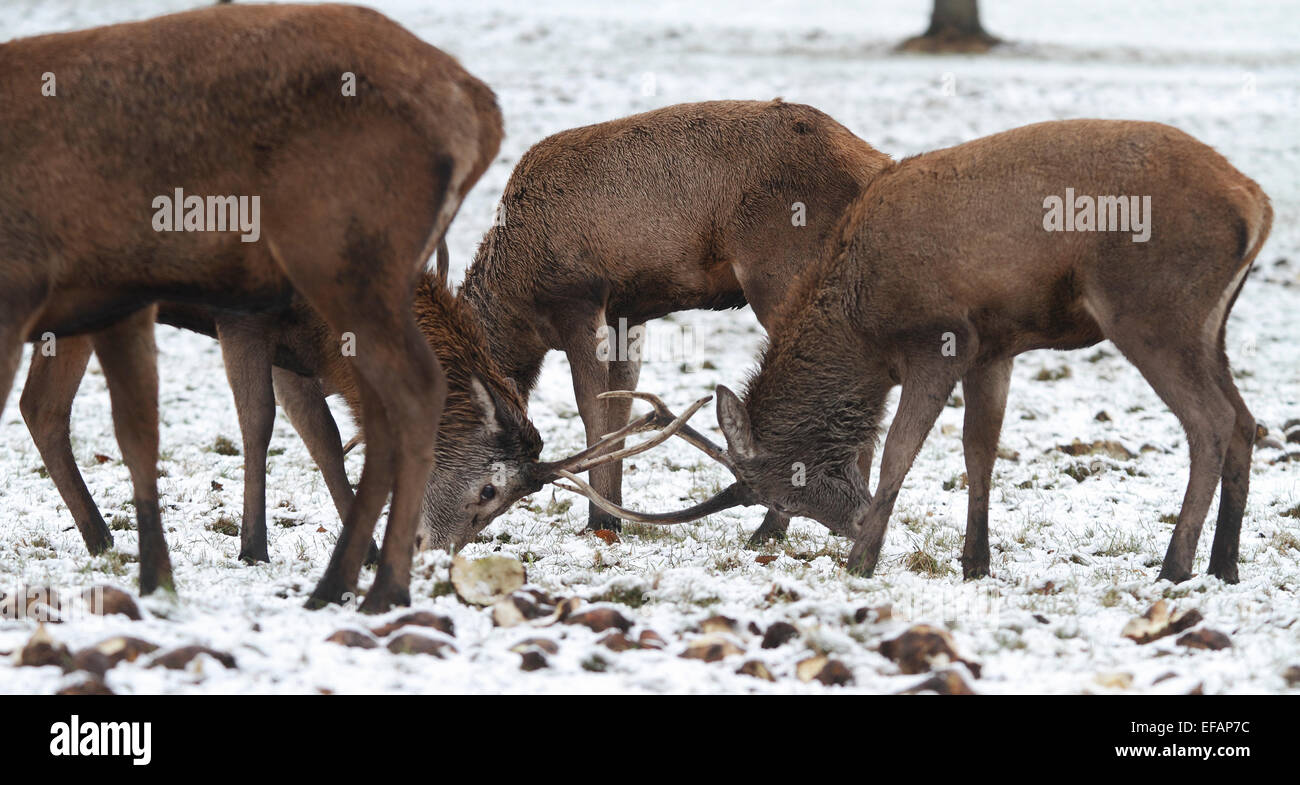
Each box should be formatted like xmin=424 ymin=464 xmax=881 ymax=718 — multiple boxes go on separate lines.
xmin=544 ymin=391 xmax=758 ymax=524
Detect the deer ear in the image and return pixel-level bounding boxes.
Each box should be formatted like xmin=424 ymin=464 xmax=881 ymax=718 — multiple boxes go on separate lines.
xmin=470 ymin=377 xmax=503 ymax=434
xmin=716 ymin=385 xmax=756 ymax=460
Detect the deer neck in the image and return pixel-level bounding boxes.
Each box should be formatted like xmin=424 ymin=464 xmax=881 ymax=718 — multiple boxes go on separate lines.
xmin=458 ymin=271 xmax=548 ymax=397
xmin=747 ymin=308 xmax=887 ymax=474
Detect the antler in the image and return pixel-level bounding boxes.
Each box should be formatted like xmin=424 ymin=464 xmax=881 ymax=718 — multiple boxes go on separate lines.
xmin=539 ymin=390 xmax=758 ymax=524
xmin=532 ymin=391 xmax=713 ymax=482
xmin=554 ymin=471 xmax=757 ymax=525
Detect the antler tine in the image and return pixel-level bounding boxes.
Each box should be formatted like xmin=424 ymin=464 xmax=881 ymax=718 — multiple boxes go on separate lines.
xmin=534 ymin=393 xmax=712 ymax=481
xmin=597 ymin=390 xmax=737 ymax=473
xmin=561 ymin=393 xmax=713 ymax=476
xmin=554 ymin=470 xmax=756 ymax=525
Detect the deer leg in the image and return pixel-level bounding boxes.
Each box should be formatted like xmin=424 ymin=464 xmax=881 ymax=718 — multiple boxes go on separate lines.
xmin=1107 ymin=332 xmax=1233 ymax=583
xmin=959 ymin=358 xmax=1012 ymax=579
xmin=91 ymin=308 xmax=172 ymax=595
xmin=21 ymin=337 xmax=114 ymax=554
xmin=747 ymin=509 xmax=791 ymax=547
xmin=305 ymin=372 xmax=396 ymax=609
xmin=1207 ymin=373 xmax=1253 ymax=584
xmin=271 ymin=368 xmax=379 ymax=563
xmin=597 ymin=327 xmax=643 ymax=528
xmin=215 ymin=316 xmax=275 ymax=565
xmin=359 ymin=317 xmax=446 ymax=614
xmin=847 ymin=369 xmax=959 ymax=577
xmin=562 ymin=313 xmax=617 ymax=532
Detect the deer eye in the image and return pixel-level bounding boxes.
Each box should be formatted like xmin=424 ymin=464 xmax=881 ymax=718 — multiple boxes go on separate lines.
xmin=480 ymin=484 xmax=497 ymax=502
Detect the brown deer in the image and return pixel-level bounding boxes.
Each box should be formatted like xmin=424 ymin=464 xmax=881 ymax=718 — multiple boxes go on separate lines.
xmin=564 ymin=119 xmax=1273 ymax=585
xmin=430 ymin=99 xmax=888 ymax=549
xmin=0 ymin=3 xmax=501 ymax=612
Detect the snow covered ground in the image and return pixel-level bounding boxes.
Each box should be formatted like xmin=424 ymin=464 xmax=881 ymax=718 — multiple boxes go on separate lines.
xmin=2 ymin=0 xmax=1297 ymax=694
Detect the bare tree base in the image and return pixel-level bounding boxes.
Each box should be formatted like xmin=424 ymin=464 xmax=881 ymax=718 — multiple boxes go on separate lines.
xmin=898 ymin=31 xmax=1001 ymax=54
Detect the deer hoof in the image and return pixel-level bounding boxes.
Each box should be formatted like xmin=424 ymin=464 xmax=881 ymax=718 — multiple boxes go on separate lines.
xmin=745 ymin=527 xmax=786 ymax=549
xmin=585 ymin=513 xmax=622 ymax=533
xmin=239 ymin=547 xmax=270 ymax=565
xmin=360 ymin=580 xmax=411 ymax=615
xmin=305 ymin=576 xmax=355 ymax=610
xmin=1156 ymin=565 xmax=1193 ymax=584
xmin=1208 ymin=562 xmax=1240 ymax=584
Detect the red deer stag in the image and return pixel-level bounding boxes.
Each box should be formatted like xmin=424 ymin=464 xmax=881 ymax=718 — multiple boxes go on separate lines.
xmin=0 ymin=4 xmax=500 ymax=611
xmin=564 ymin=119 xmax=1272 ymax=585
xmin=428 ymin=100 xmax=888 ymax=548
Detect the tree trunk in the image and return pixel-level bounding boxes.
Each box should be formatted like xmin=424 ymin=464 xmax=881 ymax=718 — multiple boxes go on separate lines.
xmin=900 ymin=0 xmax=1000 ymax=54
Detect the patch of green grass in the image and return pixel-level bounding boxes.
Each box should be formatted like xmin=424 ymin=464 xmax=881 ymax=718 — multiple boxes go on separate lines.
xmin=110 ymin=514 xmax=133 ymax=531
xmin=1035 ymin=365 xmax=1072 ymax=382
xmin=428 ymin=580 xmax=455 ymax=599
xmin=581 ymin=654 xmax=609 ymax=673
xmin=209 ymin=515 xmax=239 ymax=537
xmin=591 ymin=584 xmax=649 ymax=608
xmin=902 ymin=547 xmax=951 ymax=577
xmin=1100 ymin=587 xmax=1124 ymax=608
xmin=1271 ymin=531 xmax=1300 ymax=553
xmin=211 ymin=435 xmax=240 ymax=456
xmin=1095 ymin=533 xmax=1143 ymax=558
xmin=712 ymin=553 xmax=745 ymax=572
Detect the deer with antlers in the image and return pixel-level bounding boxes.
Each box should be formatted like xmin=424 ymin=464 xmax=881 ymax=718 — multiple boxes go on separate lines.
xmin=424 ymin=99 xmax=888 ymax=549
xmin=572 ymin=119 xmax=1272 ymax=585
xmin=0 ymin=4 xmax=501 ymax=611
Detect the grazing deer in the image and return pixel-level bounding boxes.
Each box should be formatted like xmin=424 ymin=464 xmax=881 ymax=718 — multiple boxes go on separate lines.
xmin=0 ymin=4 xmax=501 ymax=611
xmin=437 ymin=100 xmax=888 ymax=547
xmin=567 ymin=119 xmax=1272 ymax=585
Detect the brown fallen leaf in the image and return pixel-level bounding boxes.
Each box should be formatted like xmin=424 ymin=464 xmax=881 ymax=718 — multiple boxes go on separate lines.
xmin=94 ymin=453 xmax=112 ymax=464
xmin=149 ymin=645 xmax=238 ymax=670
xmin=761 ymin=621 xmax=799 ymax=649
xmin=796 ymin=655 xmax=854 ymax=686
xmin=699 ymin=615 xmax=738 ymax=635
xmin=18 ymin=625 xmax=72 ymax=670
xmin=325 ymin=629 xmax=379 ymax=649
xmin=94 ymin=636 xmax=159 ymax=667
xmin=637 ymin=629 xmax=667 ymax=650
xmin=386 ymin=633 xmax=455 ymax=658
xmin=736 ymin=660 xmax=775 ymax=681
xmin=680 ymin=635 xmax=744 ymax=663
xmin=565 ymin=607 xmax=633 ymax=633
xmin=370 ymin=611 xmax=455 ymax=638
xmin=1121 ymin=600 xmax=1203 ymax=644
xmin=591 ymin=529 xmax=621 ymax=545
xmin=1176 ymin=628 xmax=1232 ymax=651
xmin=519 ymin=650 xmax=549 ymax=671
xmin=69 ymin=648 xmax=112 ymax=678
xmin=599 ymin=632 xmax=641 ymax=652
xmin=57 ymin=679 xmax=114 ymax=696
xmin=509 ymin=638 xmax=559 ymax=655
xmin=82 ymin=586 xmax=142 ymax=621
xmin=755 ymin=555 xmax=777 ymax=565
xmin=880 ymin=624 xmax=982 ymax=677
